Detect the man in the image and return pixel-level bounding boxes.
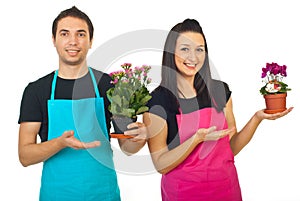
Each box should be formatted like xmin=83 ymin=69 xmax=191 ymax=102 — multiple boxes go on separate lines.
xmin=18 ymin=6 xmax=146 ymax=201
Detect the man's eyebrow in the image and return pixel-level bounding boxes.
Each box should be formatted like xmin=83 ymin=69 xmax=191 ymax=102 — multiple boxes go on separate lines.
xmin=77 ymin=29 xmax=87 ymax=33
xmin=58 ymin=29 xmax=87 ymax=33
xmin=59 ymin=29 xmax=69 ymax=33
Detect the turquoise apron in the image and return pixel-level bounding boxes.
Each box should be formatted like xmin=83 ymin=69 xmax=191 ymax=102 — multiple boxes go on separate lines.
xmin=40 ymin=68 xmax=120 ymax=201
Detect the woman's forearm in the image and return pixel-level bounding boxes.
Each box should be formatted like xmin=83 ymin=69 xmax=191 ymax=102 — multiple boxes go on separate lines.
xmin=119 ymin=139 xmax=146 ymax=156
xmin=230 ymin=112 xmax=263 ymax=155
xmin=150 ymin=134 xmax=202 ymax=174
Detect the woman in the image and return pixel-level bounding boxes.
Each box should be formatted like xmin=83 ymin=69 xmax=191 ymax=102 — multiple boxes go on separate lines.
xmin=144 ymin=19 xmax=293 ymax=201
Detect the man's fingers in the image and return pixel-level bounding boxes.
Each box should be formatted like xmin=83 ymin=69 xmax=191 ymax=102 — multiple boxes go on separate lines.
xmin=63 ymin=130 xmax=74 ymax=137
xmin=82 ymin=140 xmax=101 ymax=148
xmin=73 ymin=140 xmax=101 ymax=149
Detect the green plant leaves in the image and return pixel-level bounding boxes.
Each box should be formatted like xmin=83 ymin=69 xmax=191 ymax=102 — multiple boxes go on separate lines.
xmin=259 ymin=81 xmax=291 ymax=95
xmin=106 ymin=64 xmax=152 ymax=118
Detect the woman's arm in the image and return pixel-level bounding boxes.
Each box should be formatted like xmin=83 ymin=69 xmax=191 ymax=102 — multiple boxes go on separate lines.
xmin=225 ymin=97 xmax=293 ymax=155
xmin=118 ymin=121 xmax=147 ymax=155
xmin=144 ymin=112 xmax=233 ymax=174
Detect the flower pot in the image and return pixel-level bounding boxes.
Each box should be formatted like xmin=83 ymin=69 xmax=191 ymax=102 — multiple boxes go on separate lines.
xmin=111 ymin=115 xmax=137 ymax=134
xmin=264 ymin=93 xmax=287 ymax=114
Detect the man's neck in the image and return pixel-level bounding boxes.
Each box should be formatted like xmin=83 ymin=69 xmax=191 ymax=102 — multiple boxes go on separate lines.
xmin=58 ymin=63 xmax=89 ymax=79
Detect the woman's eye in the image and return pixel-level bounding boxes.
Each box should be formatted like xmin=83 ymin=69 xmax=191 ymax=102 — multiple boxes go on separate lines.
xmin=196 ymin=48 xmax=204 ymax=52
xmin=180 ymin=47 xmax=189 ymax=51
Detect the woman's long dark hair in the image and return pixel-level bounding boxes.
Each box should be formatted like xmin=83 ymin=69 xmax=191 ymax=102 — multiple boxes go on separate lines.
xmin=160 ymin=19 xmax=227 ymax=112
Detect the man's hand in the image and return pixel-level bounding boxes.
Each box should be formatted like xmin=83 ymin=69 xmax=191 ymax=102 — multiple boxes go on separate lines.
xmin=59 ymin=130 xmax=101 ymax=149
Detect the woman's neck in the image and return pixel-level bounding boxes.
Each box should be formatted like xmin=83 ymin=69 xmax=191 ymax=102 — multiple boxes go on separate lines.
xmin=177 ymin=75 xmax=196 ymax=99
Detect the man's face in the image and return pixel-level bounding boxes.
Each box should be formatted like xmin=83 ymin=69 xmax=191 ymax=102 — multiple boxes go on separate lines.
xmin=53 ymin=16 xmax=92 ymax=67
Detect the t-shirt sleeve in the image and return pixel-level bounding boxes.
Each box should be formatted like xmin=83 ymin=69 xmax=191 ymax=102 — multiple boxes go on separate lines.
xmin=18 ymin=83 xmax=42 ymax=123
xmin=223 ymin=82 xmax=232 ymax=103
xmin=147 ymin=88 xmax=176 ymax=120
xmin=97 ymin=72 xmax=114 ymax=132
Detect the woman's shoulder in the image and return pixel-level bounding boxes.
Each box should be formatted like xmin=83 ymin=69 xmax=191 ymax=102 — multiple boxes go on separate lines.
xmin=151 ymin=86 xmax=176 ymax=99
xmin=212 ymin=79 xmax=230 ymax=87
xmin=211 ymin=79 xmax=232 ymax=102
xmin=147 ymin=86 xmax=178 ymax=119
xmin=212 ymin=79 xmax=231 ymax=92
xmin=149 ymin=86 xmax=178 ymax=108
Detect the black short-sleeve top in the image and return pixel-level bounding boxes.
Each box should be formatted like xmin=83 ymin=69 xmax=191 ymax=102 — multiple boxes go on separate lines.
xmin=18 ymin=68 xmax=113 ymax=142
xmin=147 ymin=80 xmax=231 ymax=150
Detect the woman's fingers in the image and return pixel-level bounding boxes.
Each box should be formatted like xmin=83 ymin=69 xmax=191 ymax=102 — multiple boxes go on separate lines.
xmin=197 ymin=127 xmax=236 ymax=141
xmin=124 ymin=122 xmax=147 ymax=142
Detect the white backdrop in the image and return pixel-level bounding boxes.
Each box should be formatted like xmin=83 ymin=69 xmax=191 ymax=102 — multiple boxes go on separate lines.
xmin=1 ymin=0 xmax=300 ymax=200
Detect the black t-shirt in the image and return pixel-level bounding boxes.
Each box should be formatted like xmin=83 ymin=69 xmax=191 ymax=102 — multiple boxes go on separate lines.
xmin=147 ymin=80 xmax=231 ymax=150
xmin=18 ymin=68 xmax=113 ymax=142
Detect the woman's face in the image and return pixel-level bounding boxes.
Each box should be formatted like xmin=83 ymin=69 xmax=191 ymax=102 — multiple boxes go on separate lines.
xmin=174 ymin=31 xmax=206 ymax=78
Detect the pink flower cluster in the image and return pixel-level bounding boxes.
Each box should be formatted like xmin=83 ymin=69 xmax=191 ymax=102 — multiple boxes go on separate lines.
xmin=109 ymin=63 xmax=151 ymax=86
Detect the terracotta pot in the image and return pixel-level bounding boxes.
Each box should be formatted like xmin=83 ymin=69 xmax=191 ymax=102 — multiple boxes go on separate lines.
xmin=263 ymin=93 xmax=287 ymax=114
xmin=111 ymin=115 xmax=137 ymax=134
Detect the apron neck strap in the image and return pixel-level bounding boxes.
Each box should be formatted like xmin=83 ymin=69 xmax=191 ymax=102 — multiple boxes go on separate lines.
xmin=88 ymin=67 xmax=101 ymax=98
xmin=50 ymin=70 xmax=58 ymax=100
xmin=178 ymin=107 xmax=183 ymax=114
xmin=50 ymin=67 xmax=100 ymax=100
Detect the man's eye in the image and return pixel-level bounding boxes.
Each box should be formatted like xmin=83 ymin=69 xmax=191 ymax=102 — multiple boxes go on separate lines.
xmin=78 ymin=33 xmax=86 ymax=37
xmin=60 ymin=32 xmax=68 ymax=37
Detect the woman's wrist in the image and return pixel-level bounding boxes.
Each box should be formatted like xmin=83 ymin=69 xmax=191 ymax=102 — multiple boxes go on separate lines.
xmin=193 ymin=132 xmax=204 ymax=145
xmin=254 ymin=110 xmax=264 ymax=122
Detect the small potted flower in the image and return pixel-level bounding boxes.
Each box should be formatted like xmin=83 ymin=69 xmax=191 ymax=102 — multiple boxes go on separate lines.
xmin=260 ymin=62 xmax=291 ymax=114
xmin=107 ymin=63 xmax=152 ymax=137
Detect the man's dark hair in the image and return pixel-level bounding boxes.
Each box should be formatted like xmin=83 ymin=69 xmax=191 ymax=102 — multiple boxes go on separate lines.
xmin=52 ymin=6 xmax=94 ymax=41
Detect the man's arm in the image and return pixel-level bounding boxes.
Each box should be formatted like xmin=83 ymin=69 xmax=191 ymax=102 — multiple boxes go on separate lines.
xmin=18 ymin=122 xmax=100 ymax=167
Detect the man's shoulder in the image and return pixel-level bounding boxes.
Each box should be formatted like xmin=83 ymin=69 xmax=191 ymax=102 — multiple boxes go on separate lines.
xmin=25 ymin=72 xmax=54 ymax=92
xmin=90 ymin=68 xmax=109 ymax=79
xmin=29 ymin=72 xmax=54 ymax=85
xmin=90 ymin=67 xmax=112 ymax=86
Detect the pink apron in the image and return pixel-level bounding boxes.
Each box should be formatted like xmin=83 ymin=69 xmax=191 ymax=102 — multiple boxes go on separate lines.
xmin=161 ymin=107 xmax=242 ymax=201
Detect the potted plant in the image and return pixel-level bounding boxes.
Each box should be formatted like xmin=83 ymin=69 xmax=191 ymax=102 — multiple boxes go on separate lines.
xmin=107 ymin=63 xmax=152 ymax=137
xmin=259 ymin=62 xmax=291 ymax=114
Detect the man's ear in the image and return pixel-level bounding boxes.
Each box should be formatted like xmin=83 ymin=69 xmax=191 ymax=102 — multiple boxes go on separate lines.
xmin=52 ymin=35 xmax=56 ymax=47
xmin=89 ymin=38 xmax=93 ymax=49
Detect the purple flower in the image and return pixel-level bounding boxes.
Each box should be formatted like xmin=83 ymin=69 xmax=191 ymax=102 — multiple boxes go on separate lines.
xmin=261 ymin=67 xmax=268 ymax=78
xmin=260 ymin=62 xmax=291 ymax=95
xmin=261 ymin=62 xmax=288 ymax=78
xmin=281 ymin=65 xmax=287 ymax=76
